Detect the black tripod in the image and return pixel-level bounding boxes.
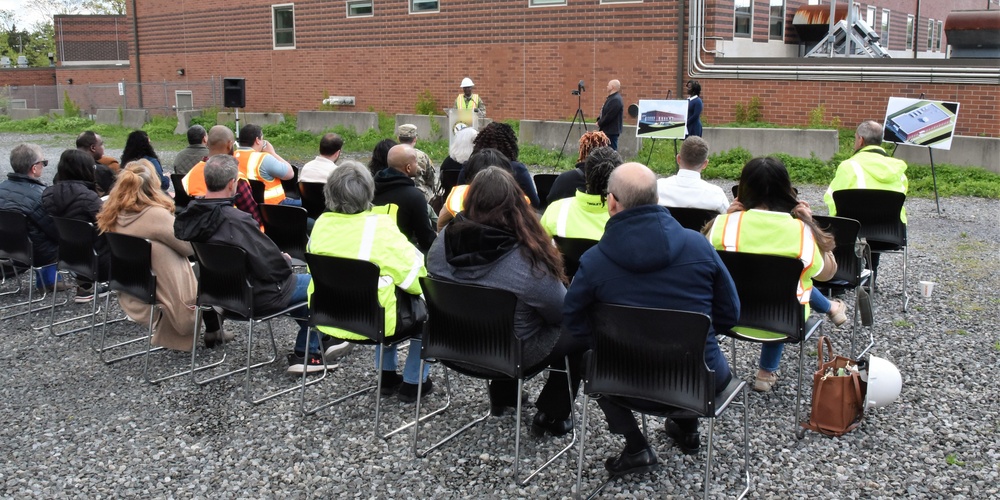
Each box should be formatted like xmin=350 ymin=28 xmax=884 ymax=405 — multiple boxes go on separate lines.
xmin=556 ymin=88 xmax=589 ymax=164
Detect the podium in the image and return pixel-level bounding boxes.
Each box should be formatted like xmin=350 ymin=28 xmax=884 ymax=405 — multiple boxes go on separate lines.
xmin=446 ymin=108 xmax=488 ymax=147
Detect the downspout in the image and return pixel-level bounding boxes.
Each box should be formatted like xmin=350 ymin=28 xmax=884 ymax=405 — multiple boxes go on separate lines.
xmin=913 ymin=0 xmax=921 ymax=59
xmin=677 ymin=0 xmax=686 ymax=95
xmin=131 ymin=0 xmax=143 ymax=108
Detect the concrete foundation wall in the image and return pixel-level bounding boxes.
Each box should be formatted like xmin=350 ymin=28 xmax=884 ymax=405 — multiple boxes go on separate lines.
xmin=519 ymin=121 xmax=639 ymax=159
xmin=9 ymin=109 xmax=44 ymax=120
xmin=296 ymin=111 xmax=377 ymax=135
xmin=394 ymin=114 xmax=450 ymax=142
xmin=216 ymin=112 xmax=285 ymax=128
xmin=95 ymin=108 xmax=149 ymax=129
xmin=896 ymin=136 xmax=1000 ymax=173
xmin=702 ymin=128 xmax=839 ymax=161
xmin=175 ymin=109 xmax=204 ymax=134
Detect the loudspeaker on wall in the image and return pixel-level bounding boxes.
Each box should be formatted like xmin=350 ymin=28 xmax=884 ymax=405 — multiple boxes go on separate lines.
xmin=223 ymin=77 xmax=246 ymax=108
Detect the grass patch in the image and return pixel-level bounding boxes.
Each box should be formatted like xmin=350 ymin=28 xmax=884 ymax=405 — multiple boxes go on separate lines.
xmin=945 ymin=454 xmax=965 ymax=466
xmin=892 ymin=319 xmax=914 ymax=328
xmin=945 ymin=329 xmax=969 ymax=336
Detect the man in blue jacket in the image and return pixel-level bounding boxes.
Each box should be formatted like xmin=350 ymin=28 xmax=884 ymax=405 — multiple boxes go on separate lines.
xmin=564 ymin=162 xmax=740 ymax=476
xmin=0 ymin=143 xmax=62 ymax=290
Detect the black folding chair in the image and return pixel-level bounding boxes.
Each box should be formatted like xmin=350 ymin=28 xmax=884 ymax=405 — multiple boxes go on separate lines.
xmin=300 ymin=253 xmax=429 ymax=439
xmin=170 ymin=174 xmax=191 ymax=208
xmin=281 ymin=163 xmax=300 ymax=200
xmin=533 ymin=173 xmax=559 ymax=211
xmin=832 ymin=189 xmax=908 ymax=311
xmin=439 ymin=169 xmax=461 ymax=195
xmin=813 ymin=215 xmax=875 ymax=358
xmin=298 ymin=181 xmax=327 ymax=220
xmin=43 ymin=217 xmax=108 ymax=338
xmin=664 ymin=206 xmax=719 ymax=232
xmin=190 ymin=241 xmax=318 ymax=405
xmin=553 ymin=236 xmax=597 ymax=281
xmin=247 ymin=179 xmax=266 ymax=206
xmin=717 ymin=251 xmax=824 ymax=438
xmin=260 ymin=204 xmax=308 ymax=267
xmin=0 ymin=210 xmax=62 ymax=326
xmin=413 ymin=277 xmax=576 ymax=485
xmin=577 ymin=304 xmax=750 ymax=500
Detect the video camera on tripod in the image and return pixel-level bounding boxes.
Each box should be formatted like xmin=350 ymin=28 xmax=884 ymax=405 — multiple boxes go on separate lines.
xmin=571 ymin=80 xmax=586 ymax=96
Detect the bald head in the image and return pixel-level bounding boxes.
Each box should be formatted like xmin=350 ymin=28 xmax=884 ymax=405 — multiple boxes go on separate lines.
xmin=608 ymin=162 xmax=658 ymax=215
xmin=207 ymin=125 xmax=236 ymax=155
xmin=387 ymin=144 xmax=418 ymax=178
xmin=607 ymin=79 xmax=621 ymax=95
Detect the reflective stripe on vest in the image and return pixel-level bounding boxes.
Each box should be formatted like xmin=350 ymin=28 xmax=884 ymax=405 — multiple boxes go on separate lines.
xmin=236 ymin=150 xmax=286 ymax=204
xmin=555 ymin=198 xmax=574 ymax=237
xmin=456 ymin=94 xmax=480 ymax=110
xmin=850 ymin=160 xmax=867 ymax=189
xmin=445 ymin=185 xmax=469 ymax=216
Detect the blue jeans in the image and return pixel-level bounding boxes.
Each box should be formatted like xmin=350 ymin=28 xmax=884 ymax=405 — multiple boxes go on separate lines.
xmin=375 ymin=341 xmax=430 ymax=384
xmin=760 ymin=291 xmax=831 ymax=371
xmin=288 ymin=274 xmax=318 ymax=355
xmin=280 ymin=197 xmax=302 ymax=207
xmin=34 ymin=264 xmax=58 ymax=288
xmin=607 ymin=134 xmax=620 ymax=151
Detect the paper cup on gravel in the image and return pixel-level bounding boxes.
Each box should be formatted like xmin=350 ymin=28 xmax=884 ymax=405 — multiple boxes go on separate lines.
xmin=919 ymin=281 xmax=935 ymax=298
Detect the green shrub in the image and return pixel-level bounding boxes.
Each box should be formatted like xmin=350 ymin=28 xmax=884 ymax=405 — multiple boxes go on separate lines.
xmin=415 ymin=90 xmax=439 ymax=115
xmin=62 ymin=92 xmax=81 ymax=118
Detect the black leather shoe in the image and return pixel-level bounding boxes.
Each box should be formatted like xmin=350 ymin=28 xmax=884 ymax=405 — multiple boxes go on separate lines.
xmin=530 ymin=411 xmax=573 ymax=437
xmin=490 ymin=391 xmax=531 ymax=417
xmin=665 ymin=420 xmax=702 ymax=455
xmin=604 ymin=446 xmax=659 ymax=476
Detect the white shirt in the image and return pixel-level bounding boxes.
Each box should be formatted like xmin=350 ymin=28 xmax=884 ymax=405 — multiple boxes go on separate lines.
xmin=299 ymin=156 xmax=338 ymax=184
xmin=656 ymin=169 xmax=729 ymax=213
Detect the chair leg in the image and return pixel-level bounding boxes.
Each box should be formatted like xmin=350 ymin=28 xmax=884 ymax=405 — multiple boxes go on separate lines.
xmin=794 ymin=343 xmax=807 ymax=440
xmin=901 ymin=246 xmax=909 ymax=312
xmin=575 ymin=394 xmax=590 ymax=496
xmin=518 ymin=356 xmax=578 ymax=485
xmin=97 ymin=294 xmax=155 ymax=365
xmin=705 ymin=417 xmax=716 ymax=500
xmin=247 ymin=320 xmax=307 ymax=405
xmin=410 ymin=364 xmax=453 ymax=453
xmin=740 ymin=384 xmax=751 ymax=499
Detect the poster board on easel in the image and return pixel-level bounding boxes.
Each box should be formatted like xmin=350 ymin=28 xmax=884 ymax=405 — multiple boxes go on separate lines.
xmin=636 ymin=99 xmax=688 ymax=168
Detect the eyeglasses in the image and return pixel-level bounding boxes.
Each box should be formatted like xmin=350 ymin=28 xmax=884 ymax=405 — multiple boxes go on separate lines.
xmin=34 ymin=160 xmax=48 ymax=167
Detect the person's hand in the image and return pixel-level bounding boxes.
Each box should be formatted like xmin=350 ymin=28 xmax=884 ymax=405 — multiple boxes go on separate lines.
xmin=791 ymin=200 xmax=813 ymax=220
xmin=261 ymin=140 xmax=276 ymax=154
xmin=726 ymin=199 xmax=745 ymax=214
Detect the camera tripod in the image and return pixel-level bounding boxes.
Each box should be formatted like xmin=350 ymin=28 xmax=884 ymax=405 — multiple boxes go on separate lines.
xmin=556 ymin=88 xmax=589 ymax=164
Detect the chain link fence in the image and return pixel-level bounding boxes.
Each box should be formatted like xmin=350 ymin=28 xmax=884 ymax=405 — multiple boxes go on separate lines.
xmin=4 ymin=78 xmax=225 ymax=117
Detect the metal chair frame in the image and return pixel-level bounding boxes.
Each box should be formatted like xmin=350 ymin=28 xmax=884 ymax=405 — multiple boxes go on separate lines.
xmin=170 ymin=174 xmax=191 ymax=208
xmin=413 ymin=277 xmax=577 ymax=486
xmin=260 ymin=204 xmax=308 ymax=267
xmin=663 ymin=206 xmax=719 ymax=232
xmin=553 ymin=236 xmax=597 ymax=282
xmin=41 ymin=217 xmax=113 ymax=339
xmin=0 ymin=210 xmax=64 ymax=325
xmin=297 ymin=181 xmax=327 ymax=220
xmin=813 ymin=215 xmax=876 ymax=358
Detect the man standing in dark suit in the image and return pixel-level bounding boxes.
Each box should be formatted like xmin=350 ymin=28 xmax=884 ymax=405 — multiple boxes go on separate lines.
xmin=597 ymin=79 xmax=624 ymax=151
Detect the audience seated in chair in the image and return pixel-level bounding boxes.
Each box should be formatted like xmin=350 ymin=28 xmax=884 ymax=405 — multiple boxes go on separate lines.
xmin=460 ymin=122 xmax=540 ymax=208
xmin=0 ymin=143 xmax=61 ymax=290
xmin=307 ymin=161 xmax=431 ymax=402
xmin=233 ymin=124 xmax=299 ymax=207
xmin=299 ymin=133 xmax=342 ymax=184
xmin=372 ymin=145 xmax=438 ymax=253
xmin=656 ymin=135 xmax=730 ymax=214
xmin=705 ymin=157 xmax=845 ymax=393
xmin=181 ymin=125 xmax=263 ymax=228
xmin=540 ymin=146 xmax=621 ymax=241
xmin=546 ymin=130 xmax=610 ymax=205
xmin=438 ymin=126 xmax=477 ymax=195
xmin=174 ymin=154 xmax=317 ymax=373
xmin=438 ymin=148 xmax=522 ymax=231
xmin=561 ymin=162 xmax=740 ymax=475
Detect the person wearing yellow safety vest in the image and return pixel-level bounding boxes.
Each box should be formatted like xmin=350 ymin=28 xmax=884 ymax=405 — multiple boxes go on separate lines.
xmin=540 ymin=146 xmax=622 ymax=241
xmin=181 ymin=125 xmax=263 ymax=228
xmin=307 ymin=161 xmax=433 ymax=403
xmin=823 ymin=120 xmax=908 ymax=281
xmin=455 ymin=77 xmax=485 ymax=127
xmin=705 ymin=157 xmax=844 ymax=393
xmin=234 ymin=124 xmax=298 ymax=206
xmin=436 ymin=148 xmax=527 ymax=230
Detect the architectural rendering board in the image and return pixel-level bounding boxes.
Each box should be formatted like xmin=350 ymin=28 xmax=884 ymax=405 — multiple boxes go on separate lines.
xmin=636 ymin=100 xmax=688 ymax=139
xmin=883 ymin=98 xmax=960 ymax=150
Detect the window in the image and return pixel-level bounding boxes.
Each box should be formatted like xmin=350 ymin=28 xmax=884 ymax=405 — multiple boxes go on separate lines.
xmin=927 ymin=19 xmax=934 ymax=51
xmin=881 ymin=9 xmax=890 ymax=47
xmin=734 ymin=0 xmax=752 ymax=37
xmin=866 ymin=6 xmax=876 ymax=27
xmin=175 ymin=91 xmax=194 ymax=111
xmin=347 ymin=0 xmax=372 ymax=17
xmin=410 ymin=0 xmax=438 ymax=13
xmin=600 ymin=0 xmax=642 ymax=3
xmin=905 ymin=15 xmax=914 ymax=50
xmin=769 ymin=0 xmax=784 ymax=40
xmin=935 ymin=21 xmax=943 ymax=51
xmin=531 ymin=0 xmax=566 ymax=5
xmin=272 ymin=4 xmax=295 ymax=49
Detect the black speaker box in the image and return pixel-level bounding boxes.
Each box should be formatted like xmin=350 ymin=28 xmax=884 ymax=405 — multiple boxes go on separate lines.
xmin=223 ymin=77 xmax=246 ymax=108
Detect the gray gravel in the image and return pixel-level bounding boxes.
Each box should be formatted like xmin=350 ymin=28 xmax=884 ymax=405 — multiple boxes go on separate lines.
xmin=1 ymin=132 xmax=998 ymax=498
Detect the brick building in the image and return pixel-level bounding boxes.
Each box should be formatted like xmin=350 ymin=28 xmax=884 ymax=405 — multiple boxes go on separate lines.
xmin=3 ymin=1 xmax=997 ymax=136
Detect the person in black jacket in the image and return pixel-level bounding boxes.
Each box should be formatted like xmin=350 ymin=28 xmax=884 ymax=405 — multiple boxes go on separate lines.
xmin=41 ymin=149 xmax=111 ymax=302
xmin=372 ymin=145 xmax=437 ymax=253
xmin=597 ymin=79 xmax=624 ymax=151
xmin=0 ymin=143 xmax=62 ymax=291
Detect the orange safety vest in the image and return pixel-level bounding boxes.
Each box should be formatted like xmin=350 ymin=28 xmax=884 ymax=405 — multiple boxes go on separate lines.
xmin=182 ymin=161 xmax=208 ymax=197
xmin=235 ymin=149 xmax=286 ymax=205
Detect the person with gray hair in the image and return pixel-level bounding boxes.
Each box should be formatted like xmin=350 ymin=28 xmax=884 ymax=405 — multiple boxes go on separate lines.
xmin=308 ymin=160 xmax=433 ymax=403
xmin=0 ymin=143 xmax=63 ymax=291
xmin=174 ymin=154 xmax=325 ymax=374
xmin=173 ymin=124 xmax=209 ymax=176
xmin=656 ymin=135 xmax=729 ymax=213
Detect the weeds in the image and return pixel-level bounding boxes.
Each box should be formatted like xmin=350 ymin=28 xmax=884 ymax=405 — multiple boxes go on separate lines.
xmin=415 ymin=90 xmax=439 ymax=116
xmin=945 ymin=454 xmax=965 ymax=466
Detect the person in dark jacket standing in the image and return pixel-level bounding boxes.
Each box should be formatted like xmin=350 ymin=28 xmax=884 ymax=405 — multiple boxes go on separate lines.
xmin=41 ymin=149 xmax=111 ymax=302
xmin=373 ymin=144 xmax=437 ymax=253
xmin=597 ymin=79 xmax=624 ymax=151
xmin=685 ymin=80 xmax=703 ymax=138
xmin=563 ymin=162 xmax=740 ymax=476
xmin=0 ymin=143 xmax=62 ymax=290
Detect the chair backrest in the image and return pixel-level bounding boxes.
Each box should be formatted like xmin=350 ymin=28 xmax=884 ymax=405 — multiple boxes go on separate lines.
xmin=553 ymin=236 xmax=597 ymax=280
xmin=664 ymin=206 xmax=718 ymax=232
xmin=586 ymin=303 xmax=716 ymax=416
xmin=51 ymin=217 xmax=100 ymax=281
xmin=419 ymin=276 xmax=522 ymax=378
xmin=191 ymin=241 xmax=255 ymax=320
xmin=832 ymin=189 xmax=906 ymax=249
xmin=440 ymin=170 xmax=461 ymax=194
xmin=247 ymin=179 xmax=266 ymax=205
xmin=298 ymin=181 xmax=327 ymax=220
xmin=533 ymin=173 xmax=559 ymax=210
xmin=305 ymin=253 xmax=385 ymax=342
xmin=717 ymin=251 xmax=808 ymax=343
xmin=105 ymin=232 xmax=157 ymax=305
xmin=170 ymin=174 xmax=191 ymax=207
xmin=281 ymin=163 xmax=300 ymax=200
xmin=0 ymin=209 xmax=34 ymax=267
xmin=813 ymin=215 xmax=864 ymax=287
xmin=260 ymin=204 xmax=308 ymax=261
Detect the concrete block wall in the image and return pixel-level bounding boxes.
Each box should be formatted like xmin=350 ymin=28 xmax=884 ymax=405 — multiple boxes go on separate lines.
xmin=896 ymin=136 xmax=1000 ymax=173
xmin=394 ymin=114 xmax=450 ymax=142
xmin=95 ymin=108 xmax=149 ymax=129
xmin=296 ymin=111 xmax=377 ymax=135
xmin=8 ymin=109 xmax=44 ymax=120
xmin=216 ymin=112 xmax=285 ymax=128
xmin=702 ymin=127 xmax=839 ymax=161
xmin=520 ymin=120 xmax=639 ymax=159
xmin=175 ymin=109 xmax=203 ymax=134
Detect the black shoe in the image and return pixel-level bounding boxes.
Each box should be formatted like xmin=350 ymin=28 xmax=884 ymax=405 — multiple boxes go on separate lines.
xmin=396 ymin=378 xmax=434 ymax=403
xmin=379 ymin=371 xmax=403 ymax=396
xmin=604 ymin=446 xmax=659 ymax=476
xmin=321 ymin=336 xmax=355 ymax=360
xmin=530 ymin=411 xmax=573 ymax=437
xmin=286 ymin=352 xmax=327 ymax=375
xmin=665 ymin=420 xmax=702 ymax=455
xmin=204 ymin=329 xmax=235 ymax=348
xmin=490 ymin=391 xmax=531 ymax=417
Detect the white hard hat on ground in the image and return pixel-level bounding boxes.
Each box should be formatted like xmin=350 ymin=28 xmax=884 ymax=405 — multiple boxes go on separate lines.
xmin=861 ymin=355 xmax=902 ymax=409
xmin=460 ymin=77 xmax=475 ymax=88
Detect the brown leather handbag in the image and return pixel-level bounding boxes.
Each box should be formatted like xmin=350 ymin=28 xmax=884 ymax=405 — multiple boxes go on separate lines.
xmin=801 ymin=336 xmax=866 ymax=437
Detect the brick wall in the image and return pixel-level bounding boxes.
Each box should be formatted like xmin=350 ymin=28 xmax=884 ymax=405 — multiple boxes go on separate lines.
xmin=53 ymin=15 xmax=131 ymax=63
xmin=0 ymin=68 xmax=57 ymax=87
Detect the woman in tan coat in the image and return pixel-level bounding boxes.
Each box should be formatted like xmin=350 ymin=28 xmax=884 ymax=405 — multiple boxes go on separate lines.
xmin=96 ymin=160 xmax=230 ymax=351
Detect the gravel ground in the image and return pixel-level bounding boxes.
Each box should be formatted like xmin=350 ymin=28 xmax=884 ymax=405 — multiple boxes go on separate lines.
xmin=1 ymin=133 xmax=998 ymax=498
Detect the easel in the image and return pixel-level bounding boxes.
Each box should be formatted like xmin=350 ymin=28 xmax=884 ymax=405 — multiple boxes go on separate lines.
xmin=644 ymin=138 xmax=680 ymax=172
xmin=889 ymin=93 xmax=942 ymax=214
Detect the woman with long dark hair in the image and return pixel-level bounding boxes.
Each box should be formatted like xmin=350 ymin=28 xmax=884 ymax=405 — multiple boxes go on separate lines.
xmin=119 ymin=130 xmax=169 ymax=191
xmin=367 ymin=138 xmax=397 ymax=177
xmin=462 ymin=122 xmax=540 ymax=207
xmin=705 ymin=157 xmax=845 ymax=392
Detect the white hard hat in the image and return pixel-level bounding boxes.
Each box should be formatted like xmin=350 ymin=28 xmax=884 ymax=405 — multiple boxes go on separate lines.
xmin=460 ymin=77 xmax=475 ymax=88
xmin=861 ymin=356 xmax=902 ymax=409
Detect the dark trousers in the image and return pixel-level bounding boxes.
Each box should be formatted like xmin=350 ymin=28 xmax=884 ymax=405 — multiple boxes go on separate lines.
xmin=532 ymin=332 xmax=588 ymax=420
xmin=597 ymin=372 xmax=733 ymax=437
xmin=607 ymin=134 xmax=620 ymax=151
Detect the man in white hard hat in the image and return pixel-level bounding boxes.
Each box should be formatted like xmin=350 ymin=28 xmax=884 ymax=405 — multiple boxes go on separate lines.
xmin=455 ymin=77 xmax=485 ymax=126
